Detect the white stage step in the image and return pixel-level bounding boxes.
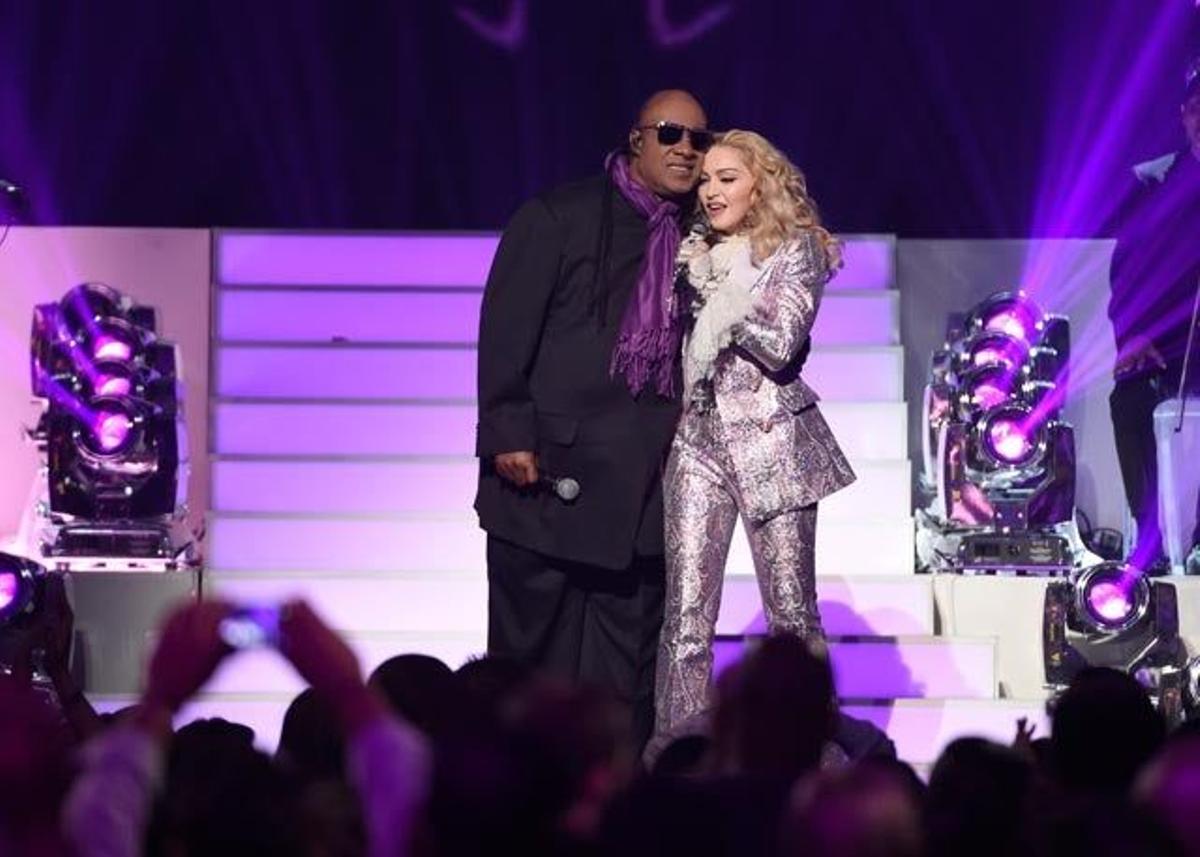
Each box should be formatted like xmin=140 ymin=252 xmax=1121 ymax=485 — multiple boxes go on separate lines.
xmin=206 ymin=514 xmax=914 ymax=576
xmin=204 ymin=571 xmax=933 ymax=637
xmin=193 ymin=632 xmax=992 ymax=701
xmin=714 ymin=635 xmax=996 ymax=700
xmin=841 ymin=699 xmax=1050 ymax=766
xmin=215 ymin=232 xmax=895 ymax=291
xmin=211 ymin=400 xmax=909 ymax=461
xmin=211 ymin=457 xmax=910 ymax=523
xmin=89 ymin=695 xmax=1042 ymax=766
xmin=717 ymin=574 xmax=932 ymax=636
xmin=727 ymin=515 xmax=913 ymax=576
xmin=214 ymin=290 xmax=899 ymax=347
xmin=213 ymin=344 xmax=904 ymax=403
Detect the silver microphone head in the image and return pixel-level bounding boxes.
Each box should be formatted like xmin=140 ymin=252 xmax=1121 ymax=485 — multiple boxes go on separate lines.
xmin=554 ymin=477 xmax=581 ymax=502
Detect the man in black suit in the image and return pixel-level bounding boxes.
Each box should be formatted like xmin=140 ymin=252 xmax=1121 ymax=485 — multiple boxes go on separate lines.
xmin=474 ymin=90 xmax=710 ymax=746
xmin=1108 ymin=58 xmax=1200 ymax=571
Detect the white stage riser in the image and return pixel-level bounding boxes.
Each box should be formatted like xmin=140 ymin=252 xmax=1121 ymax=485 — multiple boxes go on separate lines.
xmin=841 ymin=700 xmax=1050 ymax=765
xmin=713 ymin=636 xmax=996 ymax=700
xmin=933 ymin=576 xmax=1200 ymax=700
xmin=89 ymin=696 xmax=1045 ymax=765
xmin=203 ymin=572 xmax=935 ymax=637
xmin=215 ymin=290 xmax=900 ymax=348
xmin=213 ymin=344 xmax=905 ymax=403
xmin=214 ymin=233 xmax=896 ymax=291
xmin=137 ymin=632 xmax=991 ymax=700
xmin=211 ymin=401 xmax=910 ymax=461
xmin=211 ymin=458 xmax=911 ymax=523
xmin=206 ymin=515 xmax=915 ymax=576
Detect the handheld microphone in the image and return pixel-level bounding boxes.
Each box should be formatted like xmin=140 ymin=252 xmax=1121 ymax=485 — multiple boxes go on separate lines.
xmin=540 ymin=472 xmax=581 ymax=502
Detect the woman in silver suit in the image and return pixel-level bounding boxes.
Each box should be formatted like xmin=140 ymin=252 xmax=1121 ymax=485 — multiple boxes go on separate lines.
xmin=652 ymin=129 xmax=856 ymax=747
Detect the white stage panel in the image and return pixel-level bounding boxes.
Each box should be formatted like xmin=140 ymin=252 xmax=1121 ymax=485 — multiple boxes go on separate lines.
xmin=211 ymin=401 xmax=908 ymax=460
xmin=207 ymin=514 xmax=915 ymax=576
xmin=215 ymin=289 xmax=899 ymax=347
xmin=717 ymin=574 xmax=932 ymax=636
xmin=215 ymin=232 xmax=894 ymax=290
xmin=714 ymin=636 xmax=997 ymax=700
xmin=210 ymin=457 xmax=909 ymax=522
xmin=841 ymin=699 xmax=1050 ymax=766
xmin=726 ymin=516 xmax=914 ymax=577
xmin=213 ymin=344 xmax=903 ymax=403
xmin=216 ymin=289 xmax=485 ymax=343
xmin=206 ymin=571 xmax=932 ymax=637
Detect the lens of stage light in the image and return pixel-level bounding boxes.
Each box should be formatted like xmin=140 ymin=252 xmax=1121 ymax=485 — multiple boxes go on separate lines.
xmin=93 ymin=334 xmax=133 ymax=362
xmin=1087 ymin=581 xmax=1134 ymax=623
xmin=962 ymin=366 xmax=1015 ymax=413
xmin=95 ymin=374 xmax=132 ymax=397
xmin=967 ymin=333 xmax=1027 ymax=370
xmin=64 ymin=283 xmax=122 ymax=323
xmin=1076 ymin=562 xmax=1150 ymax=633
xmin=94 ymin=410 xmax=133 ymax=452
xmin=984 ymin=308 xmax=1033 ymax=342
xmin=986 ymin=415 xmax=1033 ymax=464
xmin=0 ymin=553 xmax=39 ymax=625
xmin=0 ymin=572 xmax=18 ymax=613
xmin=968 ymin=292 xmax=1044 ymax=348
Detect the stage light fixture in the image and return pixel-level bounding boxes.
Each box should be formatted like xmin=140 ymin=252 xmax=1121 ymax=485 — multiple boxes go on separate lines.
xmin=917 ymin=289 xmax=1083 ymax=574
xmin=1043 ymin=562 xmax=1184 ymax=692
xmin=26 ymin=283 xmax=193 ymax=565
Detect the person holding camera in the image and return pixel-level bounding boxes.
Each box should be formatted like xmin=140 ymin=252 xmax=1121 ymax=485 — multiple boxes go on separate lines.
xmin=63 ymin=600 xmax=430 ymax=857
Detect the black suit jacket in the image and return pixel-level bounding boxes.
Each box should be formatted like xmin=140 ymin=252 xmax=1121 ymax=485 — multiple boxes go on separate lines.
xmin=474 ymin=174 xmax=682 ymax=570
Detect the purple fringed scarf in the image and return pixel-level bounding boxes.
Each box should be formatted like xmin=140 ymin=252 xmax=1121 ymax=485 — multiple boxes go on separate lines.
xmin=606 ymin=151 xmax=684 ymax=397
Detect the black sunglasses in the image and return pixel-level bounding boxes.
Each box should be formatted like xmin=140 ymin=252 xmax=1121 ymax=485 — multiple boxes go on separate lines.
xmin=637 ymin=121 xmax=715 ymax=152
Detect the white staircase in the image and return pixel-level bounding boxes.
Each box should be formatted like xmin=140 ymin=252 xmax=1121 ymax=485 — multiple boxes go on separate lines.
xmin=109 ymin=229 xmax=1048 ymax=760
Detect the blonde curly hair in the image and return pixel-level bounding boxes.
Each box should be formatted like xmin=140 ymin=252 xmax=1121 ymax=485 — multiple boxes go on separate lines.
xmin=706 ymin=129 xmax=841 ymax=271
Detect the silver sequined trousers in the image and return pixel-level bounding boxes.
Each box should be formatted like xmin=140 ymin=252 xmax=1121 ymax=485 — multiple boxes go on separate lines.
xmin=652 ymin=407 xmax=823 ymax=742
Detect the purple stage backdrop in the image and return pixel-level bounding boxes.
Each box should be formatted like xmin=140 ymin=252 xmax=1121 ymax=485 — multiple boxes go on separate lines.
xmin=0 ymin=1 xmax=1197 ymax=237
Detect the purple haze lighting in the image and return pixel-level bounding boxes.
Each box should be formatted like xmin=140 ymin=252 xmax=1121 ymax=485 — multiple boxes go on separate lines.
xmin=94 ymin=410 xmax=133 ymax=452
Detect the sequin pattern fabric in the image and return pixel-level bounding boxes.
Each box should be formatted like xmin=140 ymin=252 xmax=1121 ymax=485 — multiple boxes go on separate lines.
xmin=651 ymin=232 xmax=856 ymax=746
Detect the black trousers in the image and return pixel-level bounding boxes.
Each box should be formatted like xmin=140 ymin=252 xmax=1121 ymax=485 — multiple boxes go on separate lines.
xmin=486 ymin=535 xmax=665 ymax=751
xmin=1110 ymin=368 xmax=1200 ymax=564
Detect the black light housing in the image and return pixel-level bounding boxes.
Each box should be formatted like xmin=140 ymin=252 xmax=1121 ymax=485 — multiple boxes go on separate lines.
xmin=28 ymin=284 xmax=190 ymax=560
xmin=1043 ymin=563 xmax=1184 ymax=688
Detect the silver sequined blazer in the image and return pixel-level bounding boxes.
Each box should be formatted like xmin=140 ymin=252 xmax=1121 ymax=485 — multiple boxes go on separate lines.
xmin=691 ymin=230 xmax=856 ymax=521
